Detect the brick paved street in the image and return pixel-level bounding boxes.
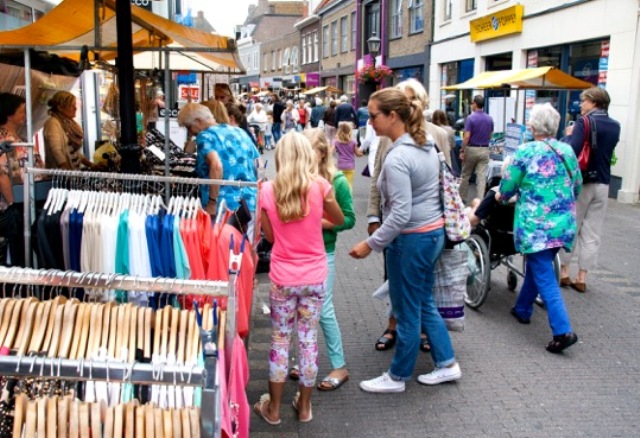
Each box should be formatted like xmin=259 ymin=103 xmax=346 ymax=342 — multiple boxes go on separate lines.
xmin=248 ymin=151 xmax=640 ymax=437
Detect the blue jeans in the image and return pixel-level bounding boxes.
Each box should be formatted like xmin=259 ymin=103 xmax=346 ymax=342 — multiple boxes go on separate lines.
xmin=514 ymin=248 xmax=572 ymax=336
xmin=319 ymin=251 xmax=346 ymax=369
xmin=386 ymin=228 xmax=455 ymax=381
xmin=272 ymin=122 xmax=282 ymax=144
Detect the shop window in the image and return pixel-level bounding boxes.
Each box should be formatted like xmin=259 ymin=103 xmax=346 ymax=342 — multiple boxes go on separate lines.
xmin=302 ymin=36 xmax=307 ymax=65
xmin=323 ymin=26 xmax=329 ymax=58
xmin=343 ymin=75 xmax=357 ymax=96
xmin=314 ymin=31 xmax=319 ymax=61
xmin=331 ymin=21 xmax=338 ymax=56
xmin=341 ymin=16 xmax=348 ymax=53
xmin=465 ymin=0 xmax=477 ymax=13
xmin=391 ymin=0 xmax=403 ymax=38
xmin=283 ymin=48 xmax=291 ymax=74
xmin=409 ymin=0 xmax=424 ymax=33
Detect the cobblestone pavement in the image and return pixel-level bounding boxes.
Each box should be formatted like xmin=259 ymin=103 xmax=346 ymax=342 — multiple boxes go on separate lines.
xmin=247 ymin=151 xmax=640 ymax=437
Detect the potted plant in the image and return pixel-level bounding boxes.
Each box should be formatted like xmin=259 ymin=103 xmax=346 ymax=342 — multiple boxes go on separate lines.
xmin=356 ymin=64 xmax=393 ymax=84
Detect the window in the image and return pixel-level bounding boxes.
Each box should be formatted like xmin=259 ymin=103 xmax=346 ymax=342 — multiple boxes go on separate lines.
xmin=409 ymin=0 xmax=424 ymax=33
xmin=340 ymin=17 xmax=348 ymax=52
xmin=302 ymin=35 xmax=307 ymax=64
xmin=444 ymin=0 xmax=452 ymax=21
xmin=271 ymin=51 xmax=276 ymax=71
xmin=322 ymin=26 xmax=329 ymax=58
xmin=391 ymin=0 xmax=403 ymax=38
xmin=283 ymin=48 xmax=290 ymax=73
xmin=291 ymin=47 xmax=299 ymax=73
xmin=314 ymin=31 xmax=319 ymax=61
xmin=263 ymin=53 xmax=268 ymax=72
xmin=465 ymin=0 xmax=477 ymax=12
xmin=253 ymin=51 xmax=258 ymax=70
xmin=277 ymin=49 xmax=281 ymax=68
xmin=351 ymin=12 xmax=356 ymax=50
xmin=331 ymin=21 xmax=338 ymax=56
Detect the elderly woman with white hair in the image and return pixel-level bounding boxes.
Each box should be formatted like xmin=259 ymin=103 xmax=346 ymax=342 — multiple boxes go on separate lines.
xmin=499 ymin=103 xmax=582 ymax=354
xmin=177 ymin=103 xmax=259 ymax=226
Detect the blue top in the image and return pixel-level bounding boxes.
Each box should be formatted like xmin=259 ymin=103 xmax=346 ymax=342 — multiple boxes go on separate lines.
xmin=145 ymin=213 xmax=163 ymax=278
xmin=195 ymin=124 xmax=259 ymax=211
xmin=464 ymin=110 xmax=494 ymax=146
xmin=357 ymin=107 xmax=369 ymax=127
xmin=567 ymin=109 xmax=620 ymax=184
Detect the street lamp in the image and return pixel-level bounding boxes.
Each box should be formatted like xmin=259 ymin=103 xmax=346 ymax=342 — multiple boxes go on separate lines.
xmin=367 ymin=32 xmax=381 ymax=67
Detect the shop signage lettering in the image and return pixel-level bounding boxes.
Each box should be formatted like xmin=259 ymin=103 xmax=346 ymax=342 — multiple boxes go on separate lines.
xmin=601 ymin=41 xmax=610 ymax=58
xmin=470 ymin=5 xmax=524 ymax=43
xmin=130 ymin=0 xmax=151 ymax=6
xmin=159 ymin=108 xmax=179 ymax=118
xmin=179 ymin=85 xmax=200 ymax=101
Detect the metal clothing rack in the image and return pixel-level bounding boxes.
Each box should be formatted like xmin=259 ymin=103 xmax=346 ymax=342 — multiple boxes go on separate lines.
xmin=23 ymin=166 xmax=259 ymax=267
xmin=0 ymin=266 xmax=238 ymax=438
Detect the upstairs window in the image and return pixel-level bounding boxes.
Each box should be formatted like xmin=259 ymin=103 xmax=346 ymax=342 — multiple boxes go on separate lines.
xmin=409 ymin=0 xmax=424 ymax=33
xmin=331 ymin=21 xmax=338 ymax=56
xmin=341 ymin=16 xmax=348 ymax=52
xmin=466 ymin=0 xmax=477 ymax=13
xmin=391 ymin=0 xmax=403 ymax=38
xmin=323 ymin=26 xmax=329 ymax=58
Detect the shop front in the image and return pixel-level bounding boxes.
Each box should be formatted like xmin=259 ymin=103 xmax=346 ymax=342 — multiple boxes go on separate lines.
xmin=430 ymin=1 xmax=640 ymax=201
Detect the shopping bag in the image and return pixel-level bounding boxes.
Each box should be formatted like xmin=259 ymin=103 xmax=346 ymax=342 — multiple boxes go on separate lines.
xmin=438 ymin=152 xmax=471 ymax=242
xmin=433 ymin=245 xmax=469 ymax=331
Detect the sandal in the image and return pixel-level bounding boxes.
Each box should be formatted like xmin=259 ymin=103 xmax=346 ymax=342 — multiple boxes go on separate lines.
xmin=375 ymin=329 xmax=397 ymax=351
xmin=317 ymin=374 xmax=349 ymax=391
xmin=253 ymin=394 xmax=281 ymax=425
xmin=419 ymin=334 xmax=431 ymax=353
xmin=546 ymin=333 xmax=578 ymax=354
xmin=291 ymin=392 xmax=312 ymax=422
xmin=288 ymin=365 xmax=300 ymax=381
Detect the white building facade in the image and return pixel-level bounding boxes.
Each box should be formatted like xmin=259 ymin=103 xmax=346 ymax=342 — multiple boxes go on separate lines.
xmin=429 ymin=0 xmax=640 ymax=203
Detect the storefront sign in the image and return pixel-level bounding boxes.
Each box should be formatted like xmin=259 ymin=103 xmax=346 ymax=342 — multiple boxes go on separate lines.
xmin=470 ymin=5 xmax=524 ymax=43
xmin=306 ymin=72 xmax=320 ymax=87
xmin=179 ymin=85 xmax=200 ymax=102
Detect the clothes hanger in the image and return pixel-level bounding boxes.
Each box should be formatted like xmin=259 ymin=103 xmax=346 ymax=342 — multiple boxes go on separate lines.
xmin=177 ymin=310 xmax=188 ymax=365
xmin=113 ymin=403 xmax=124 ymax=438
xmin=154 ymin=407 xmax=165 ymax=438
xmin=100 ymin=302 xmax=113 ymax=353
xmin=57 ymin=299 xmax=79 ymax=359
xmin=144 ymin=403 xmax=155 ymax=438
xmin=11 ymin=393 xmax=25 ymax=438
xmin=136 ymin=307 xmax=145 ymax=355
xmin=119 ymin=303 xmax=132 ymax=361
xmin=91 ymin=401 xmax=102 ymax=438
xmin=181 ymin=407 xmax=192 ymax=438
xmin=36 ymin=397 xmax=46 ymax=437
xmin=24 ymin=399 xmax=36 ymax=437
xmin=125 ymin=401 xmax=135 ymax=438
xmin=46 ymin=395 xmax=58 ymax=437
xmin=107 ymin=305 xmax=119 ymax=359
xmin=144 ymin=307 xmax=153 ymax=360
xmin=15 ymin=300 xmax=38 ymax=356
xmin=162 ymin=408 xmax=172 ymax=438
xmin=128 ymin=304 xmax=138 ymax=363
xmin=189 ymin=407 xmax=200 ymax=438
xmin=80 ymin=402 xmax=90 ymax=438
xmin=11 ymin=297 xmax=34 ymax=351
xmin=27 ymin=298 xmax=52 ymax=354
xmin=57 ymin=396 xmax=69 ymax=438
xmin=75 ymin=302 xmax=93 ymax=360
xmin=160 ymin=306 xmax=171 ymax=358
xmin=103 ymin=405 xmax=114 ymax=438
xmin=171 ymin=408 xmax=182 ymax=438
xmin=68 ymin=398 xmax=79 ymax=438
xmin=0 ymin=298 xmax=16 ymax=350
xmin=85 ymin=303 xmax=101 ymax=359
xmin=135 ymin=404 xmax=145 ymax=438
xmin=47 ymin=298 xmax=66 ymax=357
xmin=42 ymin=296 xmax=66 ymax=355
xmin=2 ymin=298 xmax=25 ymax=353
xmin=153 ymin=306 xmax=163 ymax=361
xmin=168 ymin=307 xmax=179 ymax=362
xmin=69 ymin=302 xmax=86 ymax=359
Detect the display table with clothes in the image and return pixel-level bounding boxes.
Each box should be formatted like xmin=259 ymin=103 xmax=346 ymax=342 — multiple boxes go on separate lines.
xmin=144 ymin=128 xmax=196 ymax=177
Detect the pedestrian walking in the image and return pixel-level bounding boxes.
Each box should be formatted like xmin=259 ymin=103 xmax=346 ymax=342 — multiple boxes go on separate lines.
xmin=333 ymin=122 xmax=363 ymax=190
xmin=459 ymin=95 xmax=494 ymax=202
xmin=559 ymin=87 xmax=621 ymax=293
xmin=500 ymin=103 xmax=581 ymax=353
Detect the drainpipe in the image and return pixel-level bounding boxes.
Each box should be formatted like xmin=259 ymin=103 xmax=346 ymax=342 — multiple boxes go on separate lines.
xmin=355 ymin=0 xmax=363 ymax=105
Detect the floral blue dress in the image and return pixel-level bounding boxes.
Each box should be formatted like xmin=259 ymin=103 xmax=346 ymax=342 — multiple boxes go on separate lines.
xmin=499 ymin=138 xmax=582 ymax=254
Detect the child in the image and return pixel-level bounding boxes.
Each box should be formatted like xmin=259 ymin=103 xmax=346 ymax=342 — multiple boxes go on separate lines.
xmin=303 ymin=128 xmax=355 ymax=391
xmin=253 ymin=132 xmax=344 ymax=425
xmin=265 ymin=111 xmax=275 ymax=149
xmin=333 ymin=122 xmax=363 ymax=189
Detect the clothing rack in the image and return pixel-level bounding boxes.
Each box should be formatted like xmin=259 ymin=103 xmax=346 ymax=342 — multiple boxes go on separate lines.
xmin=0 ymin=265 xmax=236 ymax=438
xmin=23 ymin=166 xmax=259 ymax=268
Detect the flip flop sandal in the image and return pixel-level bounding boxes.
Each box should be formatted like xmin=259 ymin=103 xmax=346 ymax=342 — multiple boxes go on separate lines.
xmin=253 ymin=394 xmax=281 ymax=426
xmin=375 ymin=329 xmax=397 ymax=351
xmin=317 ymin=375 xmax=349 ymax=391
xmin=546 ymin=333 xmax=578 ymax=354
xmin=419 ymin=335 xmax=431 ymax=353
xmin=291 ymin=392 xmax=312 ymax=422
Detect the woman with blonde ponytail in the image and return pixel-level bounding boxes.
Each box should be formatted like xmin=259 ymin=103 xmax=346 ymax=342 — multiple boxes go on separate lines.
xmin=349 ymin=88 xmax=461 ymax=393
xmin=254 ymin=132 xmax=344 ymax=424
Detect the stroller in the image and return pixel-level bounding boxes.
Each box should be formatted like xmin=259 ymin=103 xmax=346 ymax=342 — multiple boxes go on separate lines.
xmin=464 ymin=161 xmax=560 ymax=309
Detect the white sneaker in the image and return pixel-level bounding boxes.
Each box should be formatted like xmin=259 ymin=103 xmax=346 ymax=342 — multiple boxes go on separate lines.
xmin=417 ymin=363 xmax=462 ymax=385
xmin=360 ymin=372 xmax=405 ymax=393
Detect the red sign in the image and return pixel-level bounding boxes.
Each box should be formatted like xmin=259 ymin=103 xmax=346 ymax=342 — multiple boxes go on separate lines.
xmin=598 ymin=70 xmax=608 ymax=84
xmin=179 ymin=85 xmax=200 ymax=102
xmin=601 ymin=40 xmax=610 ymax=58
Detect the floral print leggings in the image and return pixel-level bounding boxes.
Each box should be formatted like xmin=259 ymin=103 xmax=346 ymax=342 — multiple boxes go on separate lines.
xmin=268 ymin=282 xmax=325 ymax=387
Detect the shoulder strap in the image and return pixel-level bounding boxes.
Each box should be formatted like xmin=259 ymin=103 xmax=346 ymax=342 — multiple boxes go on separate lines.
xmin=543 ymin=140 xmax=573 ymax=180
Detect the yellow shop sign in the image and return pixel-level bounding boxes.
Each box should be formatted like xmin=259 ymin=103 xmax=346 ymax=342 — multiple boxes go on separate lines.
xmin=470 ymin=5 xmax=524 ymax=43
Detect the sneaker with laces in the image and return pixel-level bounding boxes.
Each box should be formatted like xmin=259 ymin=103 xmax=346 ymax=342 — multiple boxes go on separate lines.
xmin=417 ymin=363 xmax=461 ymax=385
xmin=359 ymin=372 xmax=405 ymax=393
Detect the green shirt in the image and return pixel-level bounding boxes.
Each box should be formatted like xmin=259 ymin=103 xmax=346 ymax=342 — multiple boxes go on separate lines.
xmin=323 ymin=171 xmax=356 ymax=253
